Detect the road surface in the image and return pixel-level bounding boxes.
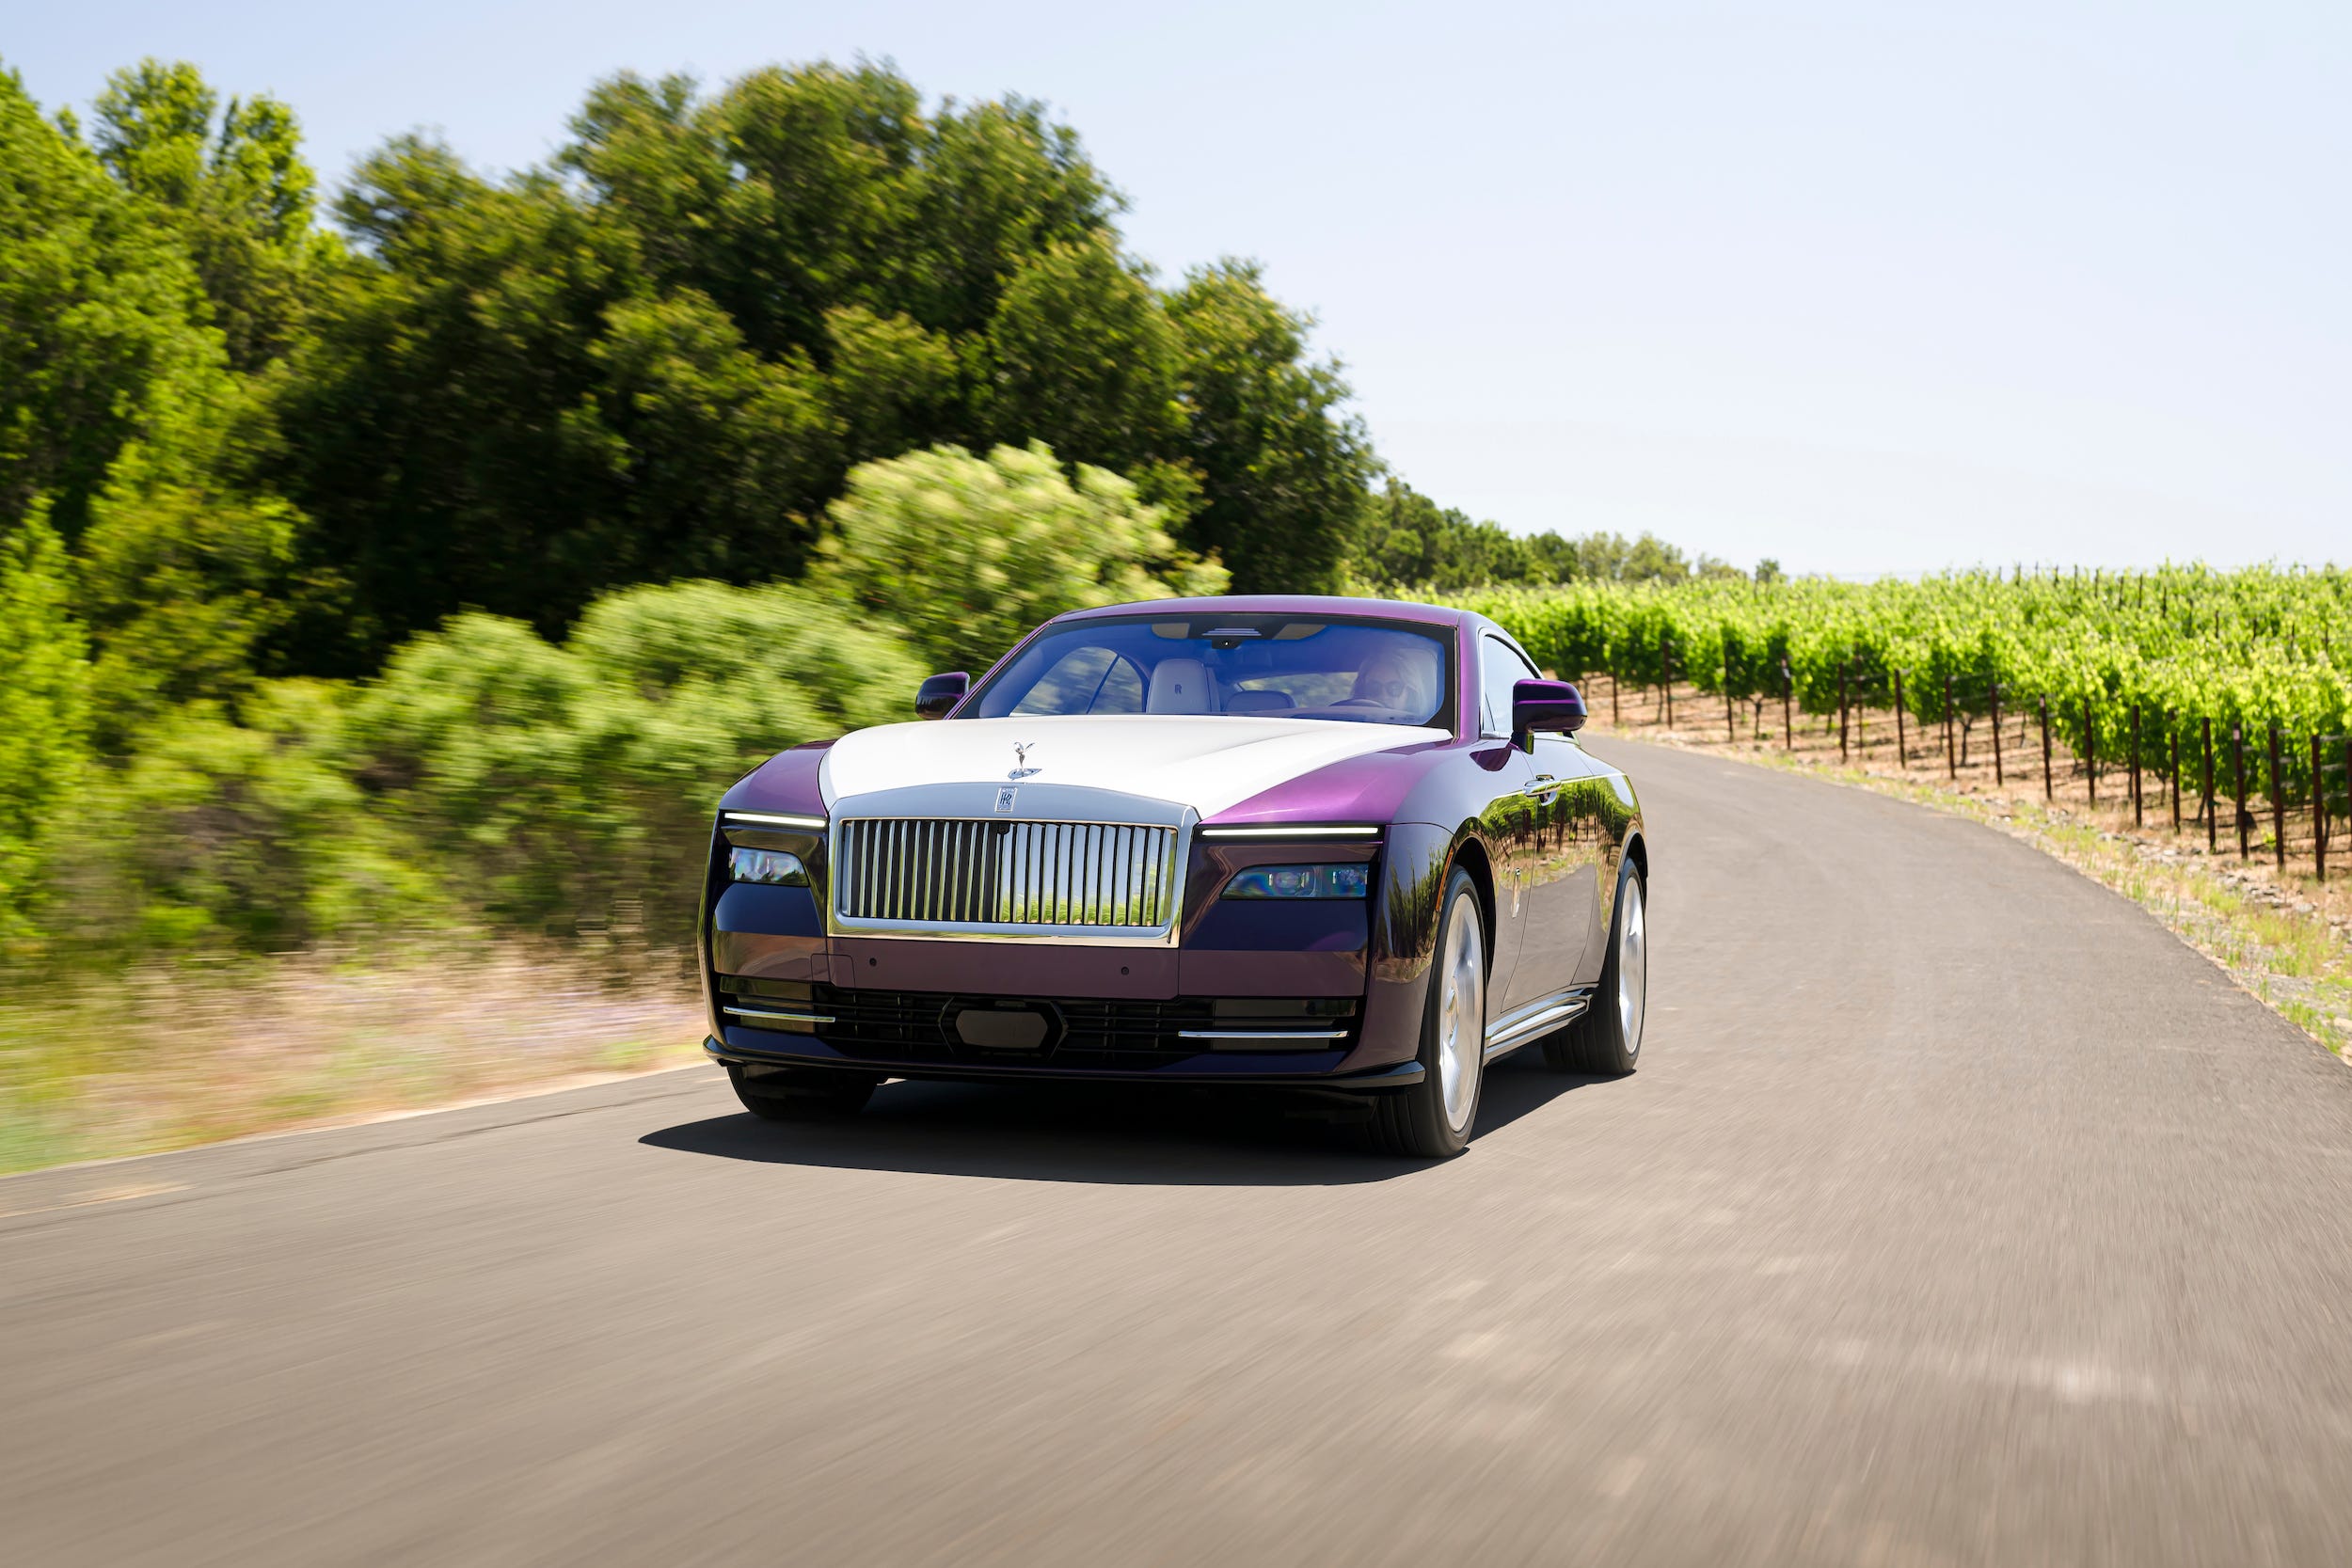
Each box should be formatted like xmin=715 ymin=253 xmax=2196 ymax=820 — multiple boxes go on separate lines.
xmin=7 ymin=739 xmax=2352 ymax=1567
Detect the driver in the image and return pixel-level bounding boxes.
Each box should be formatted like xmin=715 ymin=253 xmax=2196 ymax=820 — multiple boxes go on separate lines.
xmin=1349 ymin=653 xmax=1422 ymax=714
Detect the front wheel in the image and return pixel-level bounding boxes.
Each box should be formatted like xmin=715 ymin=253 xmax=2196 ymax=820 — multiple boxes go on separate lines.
xmin=1365 ymin=868 xmax=1487 ymax=1158
xmin=1546 ymin=861 xmax=1646 ymax=1075
xmin=727 ymin=1062 xmax=880 ymax=1121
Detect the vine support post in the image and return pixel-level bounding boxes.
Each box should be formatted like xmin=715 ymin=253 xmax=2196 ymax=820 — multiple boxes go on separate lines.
xmin=1944 ymin=674 xmax=1957 ymax=781
xmin=2168 ymin=713 xmax=2180 ymax=833
xmin=1893 ymin=670 xmax=1907 ymax=767
xmin=2083 ymin=699 xmax=2096 ymax=806
xmin=1990 ymin=683 xmax=2004 ymax=786
xmin=2232 ymin=726 xmax=2249 ymax=860
xmin=1662 ymin=635 xmax=1674 ymax=729
xmin=1781 ymin=661 xmax=1792 ymax=751
xmin=2313 ymin=733 xmax=2327 ymax=884
xmin=1724 ymin=651 xmax=1735 ymax=743
xmin=2130 ymin=704 xmax=2143 ymax=828
xmin=1838 ymin=663 xmax=1850 ymax=763
xmin=2202 ymin=718 xmax=2216 ymax=855
xmin=1611 ymin=659 xmax=1619 ymax=725
xmin=2267 ymin=722 xmax=2286 ymax=872
xmin=2041 ymin=698 xmax=2053 ymax=801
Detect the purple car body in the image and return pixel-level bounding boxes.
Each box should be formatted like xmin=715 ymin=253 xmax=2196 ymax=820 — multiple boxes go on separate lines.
xmin=700 ymin=595 xmax=1646 ymax=1134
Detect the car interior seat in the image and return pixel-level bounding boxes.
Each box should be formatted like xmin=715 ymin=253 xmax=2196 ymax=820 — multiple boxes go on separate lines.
xmin=1224 ymin=689 xmax=1296 ymax=713
xmin=1145 ymin=657 xmax=1217 ymax=714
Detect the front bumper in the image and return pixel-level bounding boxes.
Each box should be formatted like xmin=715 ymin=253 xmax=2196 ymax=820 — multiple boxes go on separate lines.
xmin=703 ymin=1032 xmax=1426 ymax=1089
xmin=700 ymin=823 xmax=1431 ymax=1077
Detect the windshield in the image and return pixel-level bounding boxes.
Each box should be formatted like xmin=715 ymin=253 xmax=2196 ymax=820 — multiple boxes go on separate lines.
xmin=965 ymin=614 xmax=1454 ymax=728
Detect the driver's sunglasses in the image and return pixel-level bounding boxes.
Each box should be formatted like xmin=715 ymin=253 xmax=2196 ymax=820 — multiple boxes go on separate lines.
xmin=1364 ymin=678 xmax=1410 ymax=699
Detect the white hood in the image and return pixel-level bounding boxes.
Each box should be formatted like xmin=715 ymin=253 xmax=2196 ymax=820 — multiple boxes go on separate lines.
xmin=819 ymin=714 xmax=1443 ymax=820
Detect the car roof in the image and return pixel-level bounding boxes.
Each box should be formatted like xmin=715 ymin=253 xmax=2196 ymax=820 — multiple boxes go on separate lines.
xmin=1053 ymin=594 xmax=1471 ymax=628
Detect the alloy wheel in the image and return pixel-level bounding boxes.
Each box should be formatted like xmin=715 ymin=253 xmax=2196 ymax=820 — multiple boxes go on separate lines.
xmin=1437 ymin=891 xmax=1486 ymax=1132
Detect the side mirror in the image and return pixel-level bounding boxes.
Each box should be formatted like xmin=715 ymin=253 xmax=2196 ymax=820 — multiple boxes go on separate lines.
xmin=914 ymin=672 xmax=969 ymax=721
xmin=1512 ymin=678 xmax=1586 ymax=736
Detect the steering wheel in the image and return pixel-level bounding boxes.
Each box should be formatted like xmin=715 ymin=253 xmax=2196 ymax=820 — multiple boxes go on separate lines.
xmin=1332 ymin=697 xmax=1385 ymax=707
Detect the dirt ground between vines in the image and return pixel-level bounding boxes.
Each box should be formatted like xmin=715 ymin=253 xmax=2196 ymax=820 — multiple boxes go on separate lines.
xmin=1577 ymin=673 xmax=2352 ymax=1062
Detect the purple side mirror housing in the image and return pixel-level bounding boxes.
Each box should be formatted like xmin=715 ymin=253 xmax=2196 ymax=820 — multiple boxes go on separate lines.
xmin=915 ymin=671 xmax=969 ymax=721
xmin=1512 ymin=677 xmax=1587 ymax=736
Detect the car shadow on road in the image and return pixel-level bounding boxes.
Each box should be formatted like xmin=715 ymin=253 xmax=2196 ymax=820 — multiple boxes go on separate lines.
xmin=637 ymin=1050 xmax=1612 ymax=1186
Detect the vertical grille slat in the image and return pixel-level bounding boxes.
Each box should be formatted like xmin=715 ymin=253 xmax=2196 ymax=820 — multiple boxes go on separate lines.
xmin=834 ymin=816 xmax=1177 ymax=930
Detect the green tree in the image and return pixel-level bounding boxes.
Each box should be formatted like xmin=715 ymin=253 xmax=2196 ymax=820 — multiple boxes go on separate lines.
xmin=0 ymin=63 xmax=222 ymax=541
xmin=979 ymin=233 xmax=1181 ymax=476
xmin=270 ymin=62 xmax=1371 ymax=662
xmin=1167 ymin=261 xmax=1371 ymax=594
xmin=90 ymin=58 xmax=327 ymax=371
xmin=809 ymin=441 xmax=1227 ymax=672
xmin=822 ymin=305 xmax=963 ymax=467
xmin=76 ymin=475 xmax=300 ymax=746
xmin=0 ymin=510 xmax=89 ymax=947
xmin=1355 ymin=480 xmax=1547 ymax=592
xmin=270 ymin=136 xmax=648 ymax=669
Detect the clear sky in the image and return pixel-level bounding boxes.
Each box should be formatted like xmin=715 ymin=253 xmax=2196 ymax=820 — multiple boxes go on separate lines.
xmin=9 ymin=2 xmax=2345 ymax=575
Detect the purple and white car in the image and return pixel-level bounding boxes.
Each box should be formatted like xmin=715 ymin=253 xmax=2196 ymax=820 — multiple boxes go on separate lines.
xmin=699 ymin=595 xmax=1647 ymax=1157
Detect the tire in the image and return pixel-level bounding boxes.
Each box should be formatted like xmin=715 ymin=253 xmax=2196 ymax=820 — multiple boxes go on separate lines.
xmin=1546 ymin=860 xmax=1646 ymax=1075
xmin=1364 ymin=868 xmax=1488 ymax=1158
xmin=726 ymin=1062 xmax=879 ymax=1121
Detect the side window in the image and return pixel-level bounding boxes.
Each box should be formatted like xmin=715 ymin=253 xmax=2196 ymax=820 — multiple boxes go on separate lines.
xmin=1480 ymin=636 xmax=1538 ymax=736
xmin=1094 ymin=656 xmax=1145 ymax=714
xmin=1011 ymin=646 xmax=1145 ymax=715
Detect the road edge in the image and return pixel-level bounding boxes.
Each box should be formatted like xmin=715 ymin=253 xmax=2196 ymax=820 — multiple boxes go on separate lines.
xmin=1599 ymin=729 xmax=2352 ymax=1067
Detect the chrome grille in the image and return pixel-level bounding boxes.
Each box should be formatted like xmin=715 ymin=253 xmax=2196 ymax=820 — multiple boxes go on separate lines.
xmin=834 ymin=818 xmax=1179 ymax=929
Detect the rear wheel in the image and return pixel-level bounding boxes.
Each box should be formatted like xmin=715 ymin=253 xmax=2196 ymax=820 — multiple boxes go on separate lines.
xmin=1546 ymin=862 xmax=1645 ymax=1075
xmin=726 ymin=1062 xmax=880 ymax=1121
xmin=1365 ymin=868 xmax=1487 ymax=1158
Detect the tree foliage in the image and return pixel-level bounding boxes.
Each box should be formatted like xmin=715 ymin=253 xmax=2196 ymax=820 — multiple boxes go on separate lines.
xmin=91 ymin=57 xmax=326 ymax=370
xmin=1354 ymin=480 xmax=1746 ymax=593
xmin=0 ymin=511 xmax=88 ymax=943
xmin=0 ymin=63 xmax=224 ymax=540
xmin=810 ymin=441 xmax=1227 ymax=673
xmin=246 ymin=64 xmax=1372 ymax=667
xmin=1167 ymin=261 xmax=1370 ymax=594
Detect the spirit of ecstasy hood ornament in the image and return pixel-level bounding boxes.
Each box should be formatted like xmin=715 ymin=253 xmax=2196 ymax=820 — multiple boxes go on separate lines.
xmin=1009 ymin=741 xmax=1040 ymax=780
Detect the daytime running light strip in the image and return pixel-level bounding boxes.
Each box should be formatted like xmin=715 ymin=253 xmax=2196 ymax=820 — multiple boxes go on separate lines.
xmin=724 ymin=811 xmax=829 ymax=830
xmin=1196 ymin=826 xmax=1381 ymax=839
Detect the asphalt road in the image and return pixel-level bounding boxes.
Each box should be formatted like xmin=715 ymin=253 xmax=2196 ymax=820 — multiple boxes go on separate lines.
xmin=7 ymin=739 xmax=2352 ymax=1567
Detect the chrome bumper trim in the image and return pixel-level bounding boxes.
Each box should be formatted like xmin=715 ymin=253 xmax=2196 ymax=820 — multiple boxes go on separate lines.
xmin=1176 ymin=1028 xmax=1353 ymax=1041
xmin=723 ymin=1006 xmax=835 ymax=1026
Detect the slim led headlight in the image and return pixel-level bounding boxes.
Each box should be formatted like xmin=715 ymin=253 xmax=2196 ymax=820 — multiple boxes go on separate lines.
xmin=728 ymin=847 xmax=809 ymax=886
xmin=1220 ymin=863 xmax=1372 ymax=900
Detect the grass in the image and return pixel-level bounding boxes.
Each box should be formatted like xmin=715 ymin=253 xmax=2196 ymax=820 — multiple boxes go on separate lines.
xmin=0 ymin=942 xmax=707 ymax=1177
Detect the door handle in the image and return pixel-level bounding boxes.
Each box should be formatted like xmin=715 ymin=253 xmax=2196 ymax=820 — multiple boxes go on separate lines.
xmin=1520 ymin=774 xmax=1562 ymax=801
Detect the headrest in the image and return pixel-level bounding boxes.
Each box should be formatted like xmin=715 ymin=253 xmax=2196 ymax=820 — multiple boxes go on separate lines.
xmin=1146 ymin=657 xmax=1216 ymax=714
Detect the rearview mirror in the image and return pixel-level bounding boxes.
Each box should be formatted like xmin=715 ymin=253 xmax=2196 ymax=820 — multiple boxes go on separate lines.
xmin=1512 ymin=678 xmax=1586 ymax=736
xmin=915 ymin=672 xmax=969 ymax=721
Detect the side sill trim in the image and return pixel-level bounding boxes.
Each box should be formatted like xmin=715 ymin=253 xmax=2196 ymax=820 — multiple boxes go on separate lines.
xmin=1482 ymin=995 xmax=1591 ymax=1059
